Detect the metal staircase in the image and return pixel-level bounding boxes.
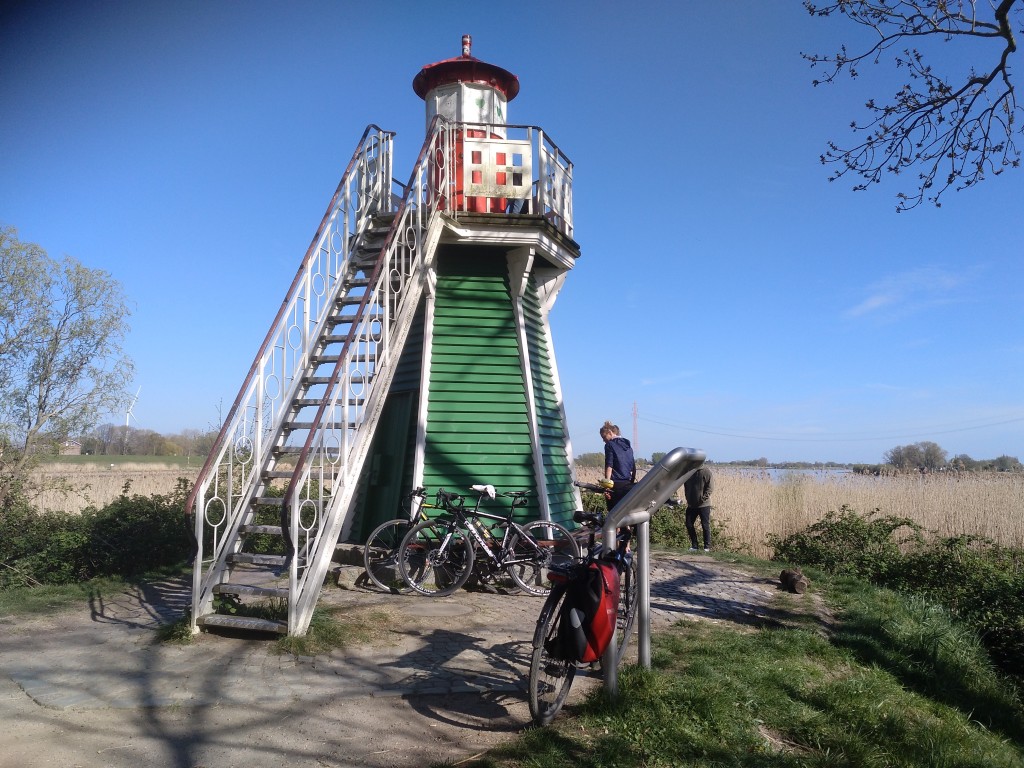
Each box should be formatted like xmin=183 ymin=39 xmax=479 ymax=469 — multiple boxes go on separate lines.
xmin=186 ymin=120 xmax=454 ymax=636
xmin=186 ymin=115 xmax=576 ymax=637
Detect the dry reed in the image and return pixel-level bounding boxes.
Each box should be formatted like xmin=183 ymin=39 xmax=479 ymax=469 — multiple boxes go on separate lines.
xmin=578 ymin=466 xmax=1023 ymax=558
xmin=707 ymin=470 xmax=1023 ymax=557
xmin=32 ymin=463 xmax=1024 ymax=558
xmin=31 ymin=463 xmax=200 ymax=514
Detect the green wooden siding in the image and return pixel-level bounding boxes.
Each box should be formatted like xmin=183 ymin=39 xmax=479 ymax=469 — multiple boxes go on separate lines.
xmin=349 ymin=303 xmax=425 ymax=542
xmin=422 ymin=250 xmax=539 ymax=520
xmin=523 ymin=278 xmax=575 ymax=527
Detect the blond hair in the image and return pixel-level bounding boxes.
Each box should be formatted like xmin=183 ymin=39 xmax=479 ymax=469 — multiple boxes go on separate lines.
xmin=600 ymin=421 xmax=621 ymax=439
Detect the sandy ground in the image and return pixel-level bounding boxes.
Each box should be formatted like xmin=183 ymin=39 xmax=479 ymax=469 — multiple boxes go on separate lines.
xmin=0 ymin=555 xmax=819 ymax=768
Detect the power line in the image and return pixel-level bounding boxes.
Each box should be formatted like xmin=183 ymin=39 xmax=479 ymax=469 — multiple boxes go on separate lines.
xmin=639 ymin=413 xmax=1024 ymax=444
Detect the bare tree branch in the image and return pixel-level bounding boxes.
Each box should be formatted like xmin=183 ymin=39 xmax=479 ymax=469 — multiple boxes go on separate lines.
xmin=804 ymin=0 xmax=1021 ymax=210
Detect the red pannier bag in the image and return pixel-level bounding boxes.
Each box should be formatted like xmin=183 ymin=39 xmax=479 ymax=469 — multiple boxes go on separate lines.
xmin=557 ymin=561 xmax=620 ymax=663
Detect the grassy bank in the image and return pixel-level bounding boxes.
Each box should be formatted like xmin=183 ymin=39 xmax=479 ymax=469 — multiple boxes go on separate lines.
xmin=464 ymin=566 xmax=1024 ymax=768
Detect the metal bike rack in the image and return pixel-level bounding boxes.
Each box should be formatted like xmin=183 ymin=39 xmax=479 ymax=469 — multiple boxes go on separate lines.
xmin=601 ymin=446 xmax=706 ymax=697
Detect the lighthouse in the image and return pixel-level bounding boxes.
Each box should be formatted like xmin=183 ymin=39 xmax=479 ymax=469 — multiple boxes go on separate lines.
xmin=350 ymin=35 xmax=581 ymax=535
xmin=187 ymin=37 xmax=580 ymax=635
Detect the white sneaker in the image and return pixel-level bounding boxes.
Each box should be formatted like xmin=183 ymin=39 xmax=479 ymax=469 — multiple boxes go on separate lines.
xmin=703 ymin=548 xmax=711 ymax=552
xmin=688 ymin=547 xmax=698 ymax=552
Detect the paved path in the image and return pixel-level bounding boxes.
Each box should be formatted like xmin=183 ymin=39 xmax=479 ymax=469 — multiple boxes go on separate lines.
xmin=0 ymin=553 xmax=818 ymax=768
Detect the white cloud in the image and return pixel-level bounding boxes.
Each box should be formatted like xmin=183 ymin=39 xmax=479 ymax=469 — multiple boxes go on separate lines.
xmin=843 ymin=266 xmax=969 ymax=321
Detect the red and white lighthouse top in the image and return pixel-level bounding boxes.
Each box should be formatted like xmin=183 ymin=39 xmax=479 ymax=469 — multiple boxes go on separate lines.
xmin=412 ymin=35 xmax=520 ymax=102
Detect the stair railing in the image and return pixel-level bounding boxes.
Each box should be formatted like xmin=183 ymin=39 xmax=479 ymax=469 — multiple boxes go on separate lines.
xmin=280 ymin=117 xmax=455 ymax=633
xmin=186 ymin=125 xmax=395 ymax=626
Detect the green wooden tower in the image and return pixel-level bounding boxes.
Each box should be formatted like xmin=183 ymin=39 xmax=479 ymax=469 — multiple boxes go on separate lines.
xmin=350 ymin=36 xmax=582 ymax=536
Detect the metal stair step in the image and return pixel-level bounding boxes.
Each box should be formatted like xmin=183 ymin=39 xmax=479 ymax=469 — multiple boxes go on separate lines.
xmin=240 ymin=523 xmax=284 ymax=534
xmin=309 ymin=355 xmax=340 ymax=366
xmin=327 ymin=308 xmax=382 ymax=322
xmin=251 ymin=496 xmax=285 ymax=507
xmin=227 ymin=552 xmax=287 ymax=566
xmin=272 ymin=444 xmax=356 ymax=457
xmin=307 ymin=354 xmax=377 ymax=368
xmin=337 ymin=294 xmax=370 ymax=307
xmin=196 ymin=614 xmax=287 ymax=634
xmin=284 ymin=420 xmax=358 ymax=431
xmin=291 ymin=397 xmax=365 ymax=408
xmin=213 ymin=582 xmax=289 ymax=599
xmin=304 ymin=375 xmax=368 ymax=386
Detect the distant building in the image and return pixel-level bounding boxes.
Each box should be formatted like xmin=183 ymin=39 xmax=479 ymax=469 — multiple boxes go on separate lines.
xmin=60 ymin=440 xmax=82 ymax=456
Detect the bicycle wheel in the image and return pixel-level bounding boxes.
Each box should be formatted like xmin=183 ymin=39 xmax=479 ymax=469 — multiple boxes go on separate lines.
xmin=528 ymin=583 xmax=576 ymax=725
xmin=363 ymin=519 xmax=415 ymax=593
xmin=614 ymin=550 xmax=639 ymax=664
xmin=508 ymin=520 xmax=581 ymax=596
xmin=398 ymin=520 xmax=474 ymax=597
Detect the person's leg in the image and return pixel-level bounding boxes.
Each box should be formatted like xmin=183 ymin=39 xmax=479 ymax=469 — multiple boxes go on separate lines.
xmin=608 ymin=483 xmax=632 ymax=512
xmin=698 ymin=506 xmax=711 ymax=549
xmin=684 ymin=508 xmax=699 ymax=549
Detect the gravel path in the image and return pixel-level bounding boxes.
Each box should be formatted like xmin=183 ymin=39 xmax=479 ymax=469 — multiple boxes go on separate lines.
xmin=0 ymin=552 xmax=823 ymax=768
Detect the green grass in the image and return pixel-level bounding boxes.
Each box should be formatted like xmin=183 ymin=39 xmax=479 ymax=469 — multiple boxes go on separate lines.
xmin=275 ymin=605 xmax=391 ymax=656
xmin=37 ymin=454 xmax=197 ymax=469
xmin=0 ymin=565 xmax=188 ymax=617
xmin=457 ymin=571 xmax=1024 ymax=768
xmin=0 ymin=577 xmax=127 ymax=615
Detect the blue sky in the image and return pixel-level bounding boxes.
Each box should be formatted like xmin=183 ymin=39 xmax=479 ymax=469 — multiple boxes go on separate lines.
xmin=2 ymin=1 xmax=1021 ymax=464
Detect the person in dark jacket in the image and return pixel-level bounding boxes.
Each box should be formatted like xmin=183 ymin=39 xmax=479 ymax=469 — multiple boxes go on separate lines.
xmin=683 ymin=465 xmax=714 ymax=551
xmin=600 ymin=421 xmax=636 ymax=511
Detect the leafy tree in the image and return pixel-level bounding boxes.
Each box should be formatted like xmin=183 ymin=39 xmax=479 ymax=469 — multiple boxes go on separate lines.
xmin=992 ymin=454 xmax=1023 ymax=471
xmin=804 ymin=0 xmax=1022 ymax=210
xmin=951 ymin=453 xmax=975 ymax=470
xmin=884 ymin=440 xmax=947 ymax=471
xmin=0 ymin=226 xmax=134 ymax=503
xmin=574 ymin=452 xmax=605 ymax=468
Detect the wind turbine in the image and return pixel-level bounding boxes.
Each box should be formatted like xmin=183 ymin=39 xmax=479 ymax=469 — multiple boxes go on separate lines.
xmin=123 ymin=386 xmax=141 ymax=455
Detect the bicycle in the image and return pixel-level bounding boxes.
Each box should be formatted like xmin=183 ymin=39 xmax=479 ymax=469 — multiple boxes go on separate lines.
xmin=398 ymin=486 xmax=581 ymax=597
xmin=362 ymin=487 xmax=436 ymax=593
xmin=527 ymin=485 xmax=637 ymax=726
xmin=572 ymin=504 xmax=639 ymax=664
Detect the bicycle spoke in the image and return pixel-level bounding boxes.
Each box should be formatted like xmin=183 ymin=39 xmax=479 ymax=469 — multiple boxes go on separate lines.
xmin=398 ymin=520 xmax=474 ymax=597
xmin=508 ymin=520 xmax=580 ymax=596
xmin=615 ymin=551 xmax=639 ymax=663
xmin=363 ymin=520 xmax=415 ymax=593
xmin=529 ymin=585 xmax=576 ymax=725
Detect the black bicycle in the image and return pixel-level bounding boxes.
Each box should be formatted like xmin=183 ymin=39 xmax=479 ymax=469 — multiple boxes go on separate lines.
xmin=397 ymin=487 xmax=580 ymax=597
xmin=528 ymin=488 xmax=637 ymax=725
xmin=362 ymin=486 xmax=437 ymax=593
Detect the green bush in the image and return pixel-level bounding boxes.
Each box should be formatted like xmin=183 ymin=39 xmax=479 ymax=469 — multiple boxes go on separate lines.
xmin=650 ymin=504 xmax=690 ymax=548
xmin=0 ymin=479 xmax=193 ymax=588
xmin=767 ymin=505 xmax=922 ymax=581
xmin=0 ymin=499 xmax=92 ymax=587
xmin=82 ymin=479 xmax=193 ymax=577
xmin=769 ymin=507 xmax=1024 ymax=678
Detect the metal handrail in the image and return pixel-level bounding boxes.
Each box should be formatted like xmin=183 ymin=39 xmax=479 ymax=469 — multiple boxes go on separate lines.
xmin=601 ymin=447 xmax=706 ymax=694
xmin=278 ymin=117 xmax=455 ymax=631
xmin=187 ymin=125 xmax=396 ymax=624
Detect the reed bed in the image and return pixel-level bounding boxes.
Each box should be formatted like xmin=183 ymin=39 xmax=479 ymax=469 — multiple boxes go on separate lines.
xmin=577 ymin=466 xmax=1024 ymax=558
xmin=31 ymin=463 xmax=200 ymax=514
xmin=712 ymin=470 xmax=1024 ymax=557
xmin=31 ymin=463 xmax=1024 ymax=557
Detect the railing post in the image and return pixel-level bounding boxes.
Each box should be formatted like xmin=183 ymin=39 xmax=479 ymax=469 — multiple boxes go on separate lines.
xmin=637 ymin=519 xmax=651 ymax=667
xmin=599 ymin=447 xmax=706 ymax=699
